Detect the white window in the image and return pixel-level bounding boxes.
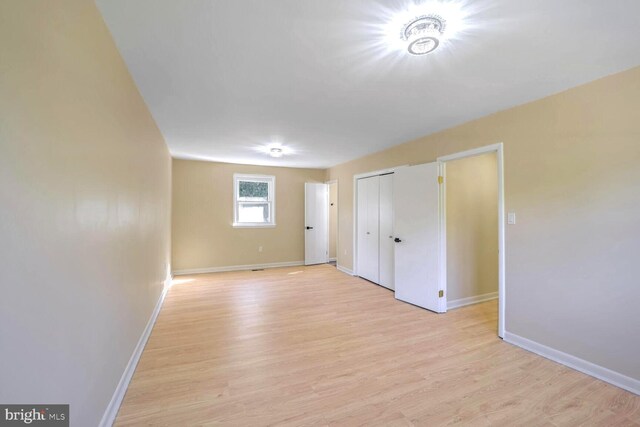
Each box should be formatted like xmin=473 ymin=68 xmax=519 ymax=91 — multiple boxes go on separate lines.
xmin=233 ymin=174 xmax=276 ymax=227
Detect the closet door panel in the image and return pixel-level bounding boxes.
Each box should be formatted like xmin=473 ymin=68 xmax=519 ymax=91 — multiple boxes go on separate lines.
xmin=357 ymin=176 xmax=379 ymax=283
xmin=379 ymin=174 xmax=394 ymax=290
xmin=357 ymin=178 xmax=369 ymax=280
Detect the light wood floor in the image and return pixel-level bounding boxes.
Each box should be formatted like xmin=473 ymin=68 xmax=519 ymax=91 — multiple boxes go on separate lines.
xmin=115 ymin=264 xmax=639 ymax=426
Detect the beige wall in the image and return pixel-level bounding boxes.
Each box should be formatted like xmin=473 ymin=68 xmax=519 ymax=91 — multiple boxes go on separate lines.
xmin=328 ymin=66 xmax=640 ymax=380
xmin=446 ymin=153 xmax=498 ymax=301
xmin=172 ymin=159 xmax=325 ymax=271
xmin=329 ymin=182 xmax=338 ymax=259
xmin=0 ymin=1 xmax=171 ymax=426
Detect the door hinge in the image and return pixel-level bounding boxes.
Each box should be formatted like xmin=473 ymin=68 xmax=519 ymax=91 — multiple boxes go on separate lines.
xmin=438 ymin=176 xmax=444 ymax=184
xmin=438 ymin=290 xmax=444 ymax=298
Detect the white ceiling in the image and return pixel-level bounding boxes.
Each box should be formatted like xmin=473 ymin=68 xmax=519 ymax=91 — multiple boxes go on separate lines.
xmin=96 ymin=0 xmax=640 ymax=169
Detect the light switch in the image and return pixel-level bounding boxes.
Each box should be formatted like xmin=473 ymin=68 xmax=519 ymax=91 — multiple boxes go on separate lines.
xmin=508 ymin=212 xmax=516 ymax=225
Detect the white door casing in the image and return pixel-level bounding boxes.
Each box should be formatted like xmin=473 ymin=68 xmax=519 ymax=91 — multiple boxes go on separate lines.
xmin=305 ymin=183 xmax=328 ymax=265
xmin=393 ymin=162 xmax=444 ymax=313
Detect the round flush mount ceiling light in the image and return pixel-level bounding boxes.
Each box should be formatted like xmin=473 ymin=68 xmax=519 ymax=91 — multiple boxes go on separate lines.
xmin=255 ymin=142 xmax=294 ymax=158
xmin=381 ymin=2 xmax=467 ymax=57
xmin=269 ymin=147 xmax=283 ymax=158
xmin=402 ymin=14 xmax=446 ymax=55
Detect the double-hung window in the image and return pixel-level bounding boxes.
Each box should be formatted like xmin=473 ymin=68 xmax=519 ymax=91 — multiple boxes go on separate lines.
xmin=233 ymin=174 xmax=276 ymax=227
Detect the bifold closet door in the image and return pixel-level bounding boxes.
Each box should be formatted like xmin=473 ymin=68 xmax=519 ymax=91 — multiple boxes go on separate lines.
xmin=357 ymin=176 xmax=379 ymax=283
xmin=379 ymin=174 xmax=394 ymax=290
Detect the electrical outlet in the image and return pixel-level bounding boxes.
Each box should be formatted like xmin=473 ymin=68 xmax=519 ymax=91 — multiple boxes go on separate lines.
xmin=508 ymin=212 xmax=516 ymax=225
xmin=344 ymin=249 xmax=347 ymax=255
xmin=258 ymin=246 xmax=263 ymax=252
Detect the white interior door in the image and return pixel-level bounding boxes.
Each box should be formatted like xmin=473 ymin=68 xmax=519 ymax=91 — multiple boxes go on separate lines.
xmin=379 ymin=173 xmax=394 ymax=290
xmin=393 ymin=163 xmax=444 ymax=312
xmin=356 ymin=176 xmax=379 ymax=283
xmin=305 ymin=183 xmax=328 ymax=265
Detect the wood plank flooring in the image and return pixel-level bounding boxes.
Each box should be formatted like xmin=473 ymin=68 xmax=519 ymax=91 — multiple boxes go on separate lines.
xmin=115 ymin=264 xmax=639 ymax=426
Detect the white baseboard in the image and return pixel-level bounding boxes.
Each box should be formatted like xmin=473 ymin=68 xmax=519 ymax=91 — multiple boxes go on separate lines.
xmin=99 ymin=286 xmax=169 ymax=427
xmin=504 ymin=332 xmax=640 ymax=396
xmin=336 ymin=264 xmax=355 ymax=275
xmin=173 ymin=260 xmax=304 ymax=276
xmin=329 ymin=257 xmax=337 ymax=262
xmin=447 ymin=291 xmax=498 ymax=310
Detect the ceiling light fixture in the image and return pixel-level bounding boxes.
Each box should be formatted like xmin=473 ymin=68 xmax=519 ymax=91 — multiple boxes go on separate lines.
xmin=255 ymin=142 xmax=293 ymax=158
xmin=382 ymin=2 xmax=467 ymax=56
xmin=269 ymin=147 xmax=283 ymax=158
xmin=402 ymin=13 xmax=446 ymax=55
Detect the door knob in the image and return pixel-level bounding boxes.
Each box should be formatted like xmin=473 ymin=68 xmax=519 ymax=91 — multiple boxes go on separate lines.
xmin=306 ymin=226 xmax=314 ymax=230
xmin=394 ymin=237 xmax=402 ymax=243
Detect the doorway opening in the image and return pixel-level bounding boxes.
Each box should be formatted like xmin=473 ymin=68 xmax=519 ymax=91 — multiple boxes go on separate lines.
xmin=328 ymin=180 xmax=338 ymax=268
xmin=304 ymin=181 xmax=339 ymax=267
xmin=438 ymin=143 xmax=505 ymax=337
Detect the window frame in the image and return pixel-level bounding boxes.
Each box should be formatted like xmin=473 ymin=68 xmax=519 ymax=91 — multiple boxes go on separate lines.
xmin=233 ymin=173 xmax=276 ymax=228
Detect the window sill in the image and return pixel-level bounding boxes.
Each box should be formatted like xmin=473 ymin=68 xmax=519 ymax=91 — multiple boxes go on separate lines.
xmin=232 ymin=223 xmax=277 ymax=228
